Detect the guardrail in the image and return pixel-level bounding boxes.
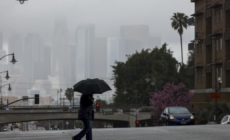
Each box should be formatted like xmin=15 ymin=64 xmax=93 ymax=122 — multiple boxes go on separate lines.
xmin=0 ymin=105 xmax=153 ymax=113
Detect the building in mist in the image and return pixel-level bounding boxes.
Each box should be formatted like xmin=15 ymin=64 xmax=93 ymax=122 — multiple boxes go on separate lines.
xmin=0 ymin=36 xmax=7 ymax=71
xmin=93 ymin=38 xmax=107 ymax=78
xmin=8 ymin=33 xmax=23 ymax=73
xmin=52 ymin=19 xmax=72 ymax=89
xmin=0 ymin=32 xmax=3 ymax=50
xmin=0 ymin=52 xmax=6 ymax=64
xmin=24 ymin=33 xmax=47 ymax=87
xmin=43 ymin=46 xmax=51 ymax=78
xmin=150 ymin=36 xmax=161 ymax=48
xmin=75 ymin=24 xmax=95 ymax=81
xmin=7 ymin=74 xmax=28 ymax=97
xmin=106 ymin=37 xmax=127 ymax=78
xmin=120 ymin=25 xmax=150 ymax=51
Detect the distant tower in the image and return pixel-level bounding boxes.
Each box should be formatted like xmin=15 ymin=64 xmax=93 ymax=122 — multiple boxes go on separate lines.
xmin=93 ymin=38 xmax=107 ymax=78
xmin=120 ymin=25 xmax=150 ymax=49
xmin=106 ymin=38 xmax=126 ymax=78
xmin=24 ymin=33 xmax=45 ymax=87
xmin=0 ymin=32 xmax=6 ymax=64
xmin=8 ymin=33 xmax=23 ymax=72
xmin=75 ymin=24 xmax=95 ymax=81
xmin=52 ymin=19 xmax=68 ymax=76
xmin=52 ymin=18 xmax=71 ymax=88
xmin=0 ymin=32 xmax=3 ymax=50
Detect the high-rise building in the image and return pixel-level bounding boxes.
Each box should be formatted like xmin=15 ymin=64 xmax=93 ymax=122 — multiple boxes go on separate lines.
xmin=8 ymin=33 xmax=23 ymax=72
xmin=43 ymin=46 xmax=51 ymax=78
xmin=189 ymin=0 xmax=230 ymax=110
xmin=0 ymin=32 xmax=3 ymax=50
xmin=24 ymin=33 xmax=45 ymax=87
xmin=75 ymin=24 xmax=95 ymax=81
xmin=106 ymin=37 xmax=127 ymax=78
xmin=93 ymin=38 xmax=107 ymax=78
xmin=69 ymin=45 xmax=77 ymax=84
xmin=0 ymin=32 xmax=6 ymax=64
xmin=120 ymin=25 xmax=150 ymax=50
xmin=149 ymin=36 xmax=161 ymax=48
xmin=52 ymin=19 xmax=72 ymax=88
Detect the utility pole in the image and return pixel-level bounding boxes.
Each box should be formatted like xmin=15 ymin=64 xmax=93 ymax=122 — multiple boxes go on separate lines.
xmin=60 ymin=89 xmax=62 ymax=106
xmin=214 ymin=39 xmax=217 ymax=121
xmin=0 ymin=76 xmax=2 ymax=107
xmin=57 ymin=90 xmax=59 ymax=106
xmin=213 ymin=34 xmax=221 ymax=121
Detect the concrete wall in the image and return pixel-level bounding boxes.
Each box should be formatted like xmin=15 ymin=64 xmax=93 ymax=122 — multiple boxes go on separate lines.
xmin=0 ymin=111 xmax=151 ymax=127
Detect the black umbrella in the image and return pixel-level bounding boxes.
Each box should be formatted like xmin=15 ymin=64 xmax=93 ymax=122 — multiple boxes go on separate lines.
xmin=73 ymin=78 xmax=111 ymax=95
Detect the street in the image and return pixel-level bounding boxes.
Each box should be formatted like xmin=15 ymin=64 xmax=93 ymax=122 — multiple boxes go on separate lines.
xmin=0 ymin=125 xmax=230 ymax=140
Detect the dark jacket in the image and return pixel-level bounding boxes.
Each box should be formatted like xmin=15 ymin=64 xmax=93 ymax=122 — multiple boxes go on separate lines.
xmin=78 ymin=95 xmax=94 ymax=120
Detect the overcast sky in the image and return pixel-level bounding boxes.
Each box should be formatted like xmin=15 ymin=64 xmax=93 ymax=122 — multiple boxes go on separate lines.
xmin=0 ymin=0 xmax=194 ymax=63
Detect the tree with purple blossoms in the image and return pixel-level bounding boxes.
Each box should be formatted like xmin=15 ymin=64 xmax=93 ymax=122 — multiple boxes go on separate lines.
xmin=149 ymin=83 xmax=195 ymax=125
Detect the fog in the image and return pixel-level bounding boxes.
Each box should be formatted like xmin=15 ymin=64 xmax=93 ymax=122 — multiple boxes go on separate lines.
xmin=0 ymin=0 xmax=194 ymax=105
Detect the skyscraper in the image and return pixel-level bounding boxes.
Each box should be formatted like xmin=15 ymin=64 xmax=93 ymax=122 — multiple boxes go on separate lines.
xmin=93 ymin=38 xmax=107 ymax=78
xmin=75 ymin=24 xmax=95 ymax=81
xmin=24 ymin=33 xmax=45 ymax=87
xmin=120 ymin=25 xmax=150 ymax=49
xmin=0 ymin=32 xmax=3 ymax=50
xmin=52 ymin=19 xmax=71 ymax=88
xmin=8 ymin=33 xmax=23 ymax=73
xmin=107 ymin=37 xmax=126 ymax=78
xmin=0 ymin=32 xmax=6 ymax=64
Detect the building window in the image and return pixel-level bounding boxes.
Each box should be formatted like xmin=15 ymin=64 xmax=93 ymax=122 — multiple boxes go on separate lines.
xmin=216 ymin=66 xmax=222 ymax=78
xmin=220 ymin=9 xmax=222 ymax=21
xmin=220 ymin=38 xmax=222 ymax=50
xmin=215 ymin=38 xmax=222 ymax=51
xmin=196 ymin=42 xmax=203 ymax=55
xmin=196 ymin=16 xmax=203 ymax=28
xmin=215 ymin=8 xmax=222 ymax=23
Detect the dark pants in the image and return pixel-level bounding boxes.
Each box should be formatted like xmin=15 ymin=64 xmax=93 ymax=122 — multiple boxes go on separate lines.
xmin=74 ymin=120 xmax=92 ymax=140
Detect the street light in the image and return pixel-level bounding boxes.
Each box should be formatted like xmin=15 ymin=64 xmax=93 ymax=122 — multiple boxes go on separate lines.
xmin=0 ymin=83 xmax=12 ymax=107
xmin=17 ymin=0 xmax=27 ymax=4
xmin=0 ymin=53 xmax=17 ymax=64
xmin=0 ymin=71 xmax=10 ymax=80
xmin=0 ymin=84 xmax=12 ymax=92
xmin=10 ymin=53 xmax=17 ymax=64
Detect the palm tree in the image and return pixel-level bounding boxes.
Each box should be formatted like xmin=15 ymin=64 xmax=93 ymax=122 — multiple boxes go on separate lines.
xmin=65 ymin=88 xmax=74 ymax=105
xmin=171 ymin=12 xmax=188 ymax=64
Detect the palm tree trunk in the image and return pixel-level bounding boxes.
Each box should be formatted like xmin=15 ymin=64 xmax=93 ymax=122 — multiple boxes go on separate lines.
xmin=180 ymin=34 xmax=183 ymax=64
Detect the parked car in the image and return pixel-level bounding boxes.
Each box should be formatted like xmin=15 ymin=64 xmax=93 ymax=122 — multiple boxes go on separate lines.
xmin=220 ymin=115 xmax=230 ymax=124
xmin=3 ymin=126 xmax=8 ymax=132
xmin=160 ymin=106 xmax=195 ymax=126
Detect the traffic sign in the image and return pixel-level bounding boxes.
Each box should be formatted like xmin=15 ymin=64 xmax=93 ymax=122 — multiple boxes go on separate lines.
xmin=134 ymin=109 xmax=139 ymax=115
xmin=103 ymin=109 xmax=114 ymax=115
xmin=117 ymin=109 xmax=123 ymax=114
xmin=211 ymin=93 xmax=221 ymax=99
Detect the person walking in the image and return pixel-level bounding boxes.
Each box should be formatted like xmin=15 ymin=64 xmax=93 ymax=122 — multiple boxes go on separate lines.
xmin=72 ymin=94 xmax=94 ymax=140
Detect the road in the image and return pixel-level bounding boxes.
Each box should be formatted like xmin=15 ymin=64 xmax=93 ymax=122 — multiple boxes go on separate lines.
xmin=0 ymin=125 xmax=230 ymax=140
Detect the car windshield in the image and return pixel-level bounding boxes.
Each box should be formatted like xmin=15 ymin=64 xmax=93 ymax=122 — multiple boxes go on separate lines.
xmin=169 ymin=107 xmax=190 ymax=114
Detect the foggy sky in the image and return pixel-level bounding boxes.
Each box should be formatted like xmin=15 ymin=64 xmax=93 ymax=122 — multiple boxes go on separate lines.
xmin=0 ymin=0 xmax=194 ymax=62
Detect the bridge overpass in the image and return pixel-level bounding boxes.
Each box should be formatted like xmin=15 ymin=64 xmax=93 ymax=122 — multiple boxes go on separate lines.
xmin=0 ymin=106 xmax=153 ymax=127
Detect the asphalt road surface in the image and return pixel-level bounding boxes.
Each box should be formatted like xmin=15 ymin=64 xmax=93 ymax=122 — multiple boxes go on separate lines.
xmin=0 ymin=125 xmax=230 ymax=140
